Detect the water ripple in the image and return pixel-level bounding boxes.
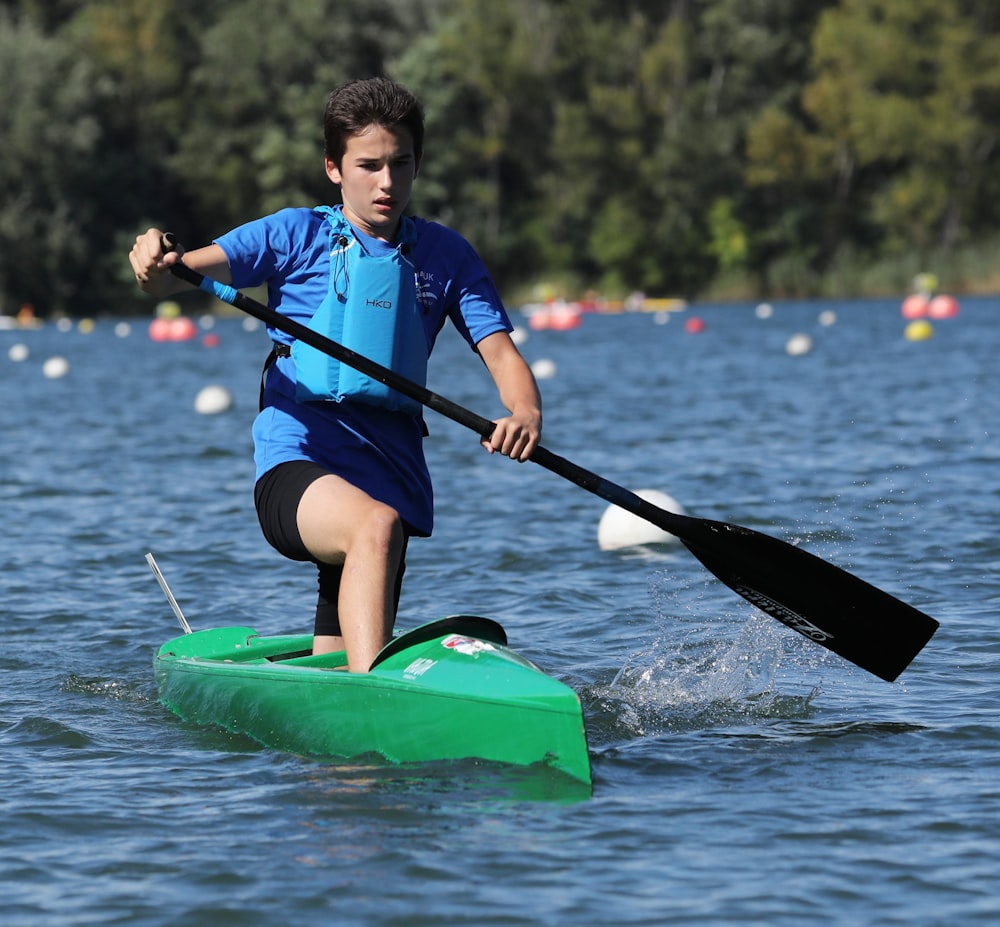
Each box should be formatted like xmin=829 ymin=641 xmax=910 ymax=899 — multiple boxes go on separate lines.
xmin=5 ymin=306 xmax=1000 ymax=925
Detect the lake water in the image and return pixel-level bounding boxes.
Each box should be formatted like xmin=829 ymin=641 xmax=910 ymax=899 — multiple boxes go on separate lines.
xmin=2 ymin=295 xmax=998 ymax=925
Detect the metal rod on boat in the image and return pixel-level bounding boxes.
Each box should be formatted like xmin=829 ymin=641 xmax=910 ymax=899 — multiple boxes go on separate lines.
xmin=145 ymin=552 xmax=193 ymax=634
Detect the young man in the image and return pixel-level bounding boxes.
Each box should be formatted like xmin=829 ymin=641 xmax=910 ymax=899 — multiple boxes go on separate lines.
xmin=129 ymin=77 xmax=542 ymax=672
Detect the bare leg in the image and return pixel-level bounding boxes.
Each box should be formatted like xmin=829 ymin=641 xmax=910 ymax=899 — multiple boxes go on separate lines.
xmin=312 ymin=633 xmax=346 ymax=655
xmin=296 ymin=474 xmax=404 ymax=672
xmin=312 ymin=562 xmax=346 ymax=657
xmin=312 ymin=543 xmax=408 ymax=660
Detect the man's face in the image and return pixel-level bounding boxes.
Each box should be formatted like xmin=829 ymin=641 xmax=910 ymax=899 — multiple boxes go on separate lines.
xmin=326 ymin=124 xmax=419 ymax=240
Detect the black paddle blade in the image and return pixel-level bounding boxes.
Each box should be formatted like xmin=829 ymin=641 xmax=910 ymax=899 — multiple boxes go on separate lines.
xmin=527 ymin=447 xmax=938 ymax=682
xmin=666 ymin=516 xmax=938 ymax=682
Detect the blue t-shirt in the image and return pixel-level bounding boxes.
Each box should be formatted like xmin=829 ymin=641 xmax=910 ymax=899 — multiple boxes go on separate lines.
xmin=215 ymin=206 xmax=512 ymax=536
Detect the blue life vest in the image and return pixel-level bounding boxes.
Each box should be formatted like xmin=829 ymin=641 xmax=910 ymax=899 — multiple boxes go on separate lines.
xmin=292 ymin=206 xmax=427 ymax=415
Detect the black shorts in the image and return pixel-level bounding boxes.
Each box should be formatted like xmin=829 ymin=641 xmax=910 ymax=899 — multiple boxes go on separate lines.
xmin=253 ymin=460 xmax=330 ymax=562
xmin=254 ymin=459 xmax=410 ymax=638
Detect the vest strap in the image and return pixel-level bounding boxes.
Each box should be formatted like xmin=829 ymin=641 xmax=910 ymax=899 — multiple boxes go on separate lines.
xmin=290 ymin=207 xmax=426 ymax=414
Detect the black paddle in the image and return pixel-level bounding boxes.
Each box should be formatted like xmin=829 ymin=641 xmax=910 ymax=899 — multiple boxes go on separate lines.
xmin=161 ymin=238 xmax=938 ymax=682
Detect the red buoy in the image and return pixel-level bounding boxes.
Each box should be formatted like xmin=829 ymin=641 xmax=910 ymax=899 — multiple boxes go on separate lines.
xmin=927 ymin=294 xmax=959 ymax=319
xmin=901 ymin=294 xmax=929 ymax=319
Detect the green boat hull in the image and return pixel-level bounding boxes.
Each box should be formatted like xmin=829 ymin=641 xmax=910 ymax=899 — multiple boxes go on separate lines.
xmin=154 ymin=618 xmax=591 ymax=786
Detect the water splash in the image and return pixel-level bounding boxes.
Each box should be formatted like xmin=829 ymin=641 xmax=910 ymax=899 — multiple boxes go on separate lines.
xmin=585 ymin=573 xmax=820 ymax=743
xmin=61 ymin=674 xmax=155 ymax=704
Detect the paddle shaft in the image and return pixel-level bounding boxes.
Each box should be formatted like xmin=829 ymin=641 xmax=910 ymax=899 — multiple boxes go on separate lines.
xmin=163 ymin=244 xmax=938 ymax=681
xmin=162 ymin=249 xmax=688 ymax=522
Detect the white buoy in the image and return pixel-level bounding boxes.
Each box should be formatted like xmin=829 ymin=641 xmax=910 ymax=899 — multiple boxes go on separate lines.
xmin=597 ymin=489 xmax=686 ymax=550
xmin=8 ymin=343 xmax=29 ymax=362
xmin=755 ymin=303 xmax=773 ymax=319
xmin=194 ymin=384 xmax=234 ymax=415
xmin=42 ymin=356 xmax=70 ymax=379
xmin=242 ymin=317 xmax=261 ymax=332
xmin=509 ymin=326 xmax=528 ymax=346
xmin=785 ymin=333 xmax=813 ymax=356
xmin=114 ymin=321 xmax=132 ymax=338
xmin=818 ymin=310 xmax=837 ymax=327
xmin=531 ymin=358 xmax=558 ymax=380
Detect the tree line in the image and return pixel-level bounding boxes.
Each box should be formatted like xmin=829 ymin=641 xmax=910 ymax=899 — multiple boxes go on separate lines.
xmin=3 ymin=0 xmax=1000 ymax=317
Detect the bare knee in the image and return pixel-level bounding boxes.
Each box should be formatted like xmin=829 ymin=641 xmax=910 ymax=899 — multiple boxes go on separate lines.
xmin=358 ymin=506 xmax=404 ymax=562
xmin=296 ymin=475 xmax=403 ymax=565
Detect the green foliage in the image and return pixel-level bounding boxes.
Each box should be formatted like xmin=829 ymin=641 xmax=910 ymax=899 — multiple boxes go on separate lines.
xmin=3 ymin=0 xmax=1000 ymax=316
xmin=396 ymin=0 xmax=558 ymax=276
xmin=751 ymin=0 xmax=1000 ymax=268
xmin=170 ymin=0 xmax=398 ymax=235
xmin=707 ymin=198 xmax=749 ymax=272
xmin=0 ymin=10 xmax=105 ymax=314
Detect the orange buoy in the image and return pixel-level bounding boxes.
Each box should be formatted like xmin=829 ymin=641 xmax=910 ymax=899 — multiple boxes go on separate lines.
xmin=169 ymin=316 xmax=198 ymax=340
xmin=150 ymin=314 xmax=198 ymax=342
xmin=927 ymin=294 xmax=959 ymax=319
xmin=901 ymin=294 xmax=929 ymax=319
xmin=148 ymin=317 xmax=173 ymax=342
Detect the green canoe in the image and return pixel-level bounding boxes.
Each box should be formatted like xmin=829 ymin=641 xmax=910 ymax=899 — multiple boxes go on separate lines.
xmin=154 ymin=615 xmax=592 ymax=787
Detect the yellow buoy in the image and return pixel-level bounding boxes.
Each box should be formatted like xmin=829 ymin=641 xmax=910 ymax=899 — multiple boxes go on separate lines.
xmin=904 ymin=320 xmax=934 ymax=342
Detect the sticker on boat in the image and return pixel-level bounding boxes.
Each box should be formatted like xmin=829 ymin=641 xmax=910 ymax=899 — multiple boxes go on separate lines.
xmin=441 ymin=635 xmax=496 ymax=657
xmin=402 ymin=657 xmax=436 ymax=680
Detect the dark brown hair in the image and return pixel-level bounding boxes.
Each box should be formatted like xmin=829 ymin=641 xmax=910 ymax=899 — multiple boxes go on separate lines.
xmin=324 ymin=78 xmax=425 ymax=168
